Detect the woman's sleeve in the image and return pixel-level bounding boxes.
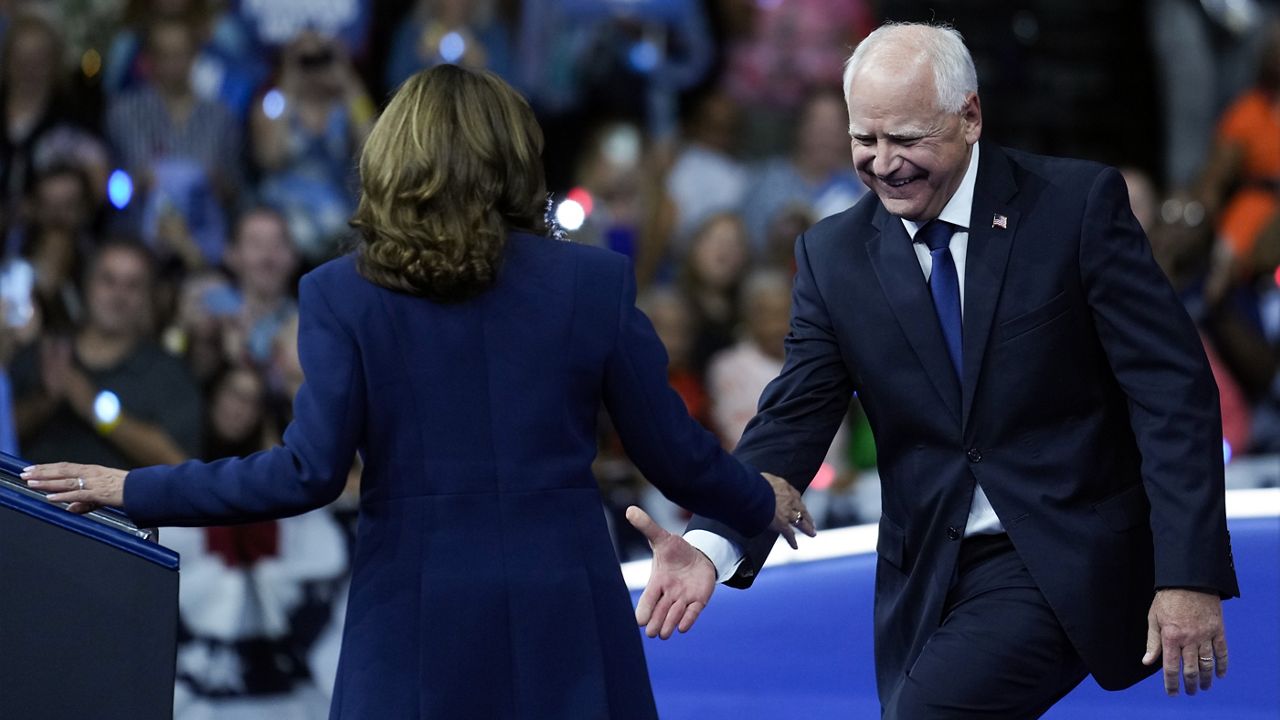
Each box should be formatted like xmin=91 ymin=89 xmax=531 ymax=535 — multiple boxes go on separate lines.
xmin=124 ymin=273 xmax=366 ymax=526
xmin=601 ymin=258 xmax=774 ymax=538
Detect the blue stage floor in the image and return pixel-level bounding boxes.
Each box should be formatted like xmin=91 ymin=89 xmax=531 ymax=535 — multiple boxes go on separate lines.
xmin=628 ymin=491 xmax=1280 ymax=719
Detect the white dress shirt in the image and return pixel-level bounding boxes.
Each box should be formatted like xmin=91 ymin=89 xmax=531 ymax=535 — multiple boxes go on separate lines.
xmin=687 ymin=143 xmax=1004 ymax=583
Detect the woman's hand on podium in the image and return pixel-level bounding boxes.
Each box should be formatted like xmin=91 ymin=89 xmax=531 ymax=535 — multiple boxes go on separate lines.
xmin=22 ymin=462 xmax=127 ymax=514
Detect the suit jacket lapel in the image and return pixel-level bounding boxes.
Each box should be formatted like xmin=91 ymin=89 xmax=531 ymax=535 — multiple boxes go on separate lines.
xmin=962 ymin=145 xmax=1020 ymax=430
xmin=867 ymin=205 xmax=962 ymax=425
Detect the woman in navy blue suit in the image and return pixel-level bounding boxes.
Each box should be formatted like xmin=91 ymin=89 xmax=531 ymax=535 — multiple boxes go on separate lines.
xmin=24 ymin=65 xmax=812 ymax=718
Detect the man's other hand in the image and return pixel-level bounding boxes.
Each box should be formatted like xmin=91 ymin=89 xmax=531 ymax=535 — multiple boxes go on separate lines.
xmin=1142 ymin=588 xmax=1228 ymax=696
xmin=627 ymin=506 xmax=716 ymax=640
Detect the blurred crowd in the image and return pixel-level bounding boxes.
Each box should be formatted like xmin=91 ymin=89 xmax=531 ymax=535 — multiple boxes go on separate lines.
xmin=1 ymin=0 xmax=1278 ymax=715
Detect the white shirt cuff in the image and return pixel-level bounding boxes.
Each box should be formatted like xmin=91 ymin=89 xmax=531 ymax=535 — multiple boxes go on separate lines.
xmin=683 ymin=529 xmax=745 ymax=583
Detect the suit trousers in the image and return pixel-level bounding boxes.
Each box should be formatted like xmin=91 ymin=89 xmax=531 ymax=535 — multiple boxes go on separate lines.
xmin=882 ymin=534 xmax=1089 ymax=719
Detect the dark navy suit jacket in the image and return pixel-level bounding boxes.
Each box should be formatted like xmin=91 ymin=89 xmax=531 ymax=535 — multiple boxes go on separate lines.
xmin=125 ymin=234 xmax=775 ymax=718
xmin=691 ymin=145 xmax=1240 ymax=699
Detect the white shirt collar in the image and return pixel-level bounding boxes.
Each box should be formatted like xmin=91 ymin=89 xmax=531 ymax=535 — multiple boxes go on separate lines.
xmin=902 ymin=142 xmax=980 ymax=238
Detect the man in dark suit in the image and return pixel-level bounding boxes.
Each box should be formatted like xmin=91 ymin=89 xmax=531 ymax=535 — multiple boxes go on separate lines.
xmin=630 ymin=22 xmax=1240 ymax=718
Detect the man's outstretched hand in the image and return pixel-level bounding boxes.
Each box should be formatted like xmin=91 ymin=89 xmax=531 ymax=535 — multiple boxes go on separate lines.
xmin=627 ymin=506 xmax=716 ymax=640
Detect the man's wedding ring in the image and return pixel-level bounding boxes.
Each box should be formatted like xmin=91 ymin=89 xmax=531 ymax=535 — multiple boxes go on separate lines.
xmin=792 ymin=511 xmax=803 ymax=525
xmin=1198 ymin=656 xmax=1214 ymax=664
xmin=77 ymin=477 xmax=85 ymax=491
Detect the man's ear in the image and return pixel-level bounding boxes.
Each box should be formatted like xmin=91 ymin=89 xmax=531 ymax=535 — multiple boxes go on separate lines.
xmin=961 ymin=93 xmax=982 ymax=145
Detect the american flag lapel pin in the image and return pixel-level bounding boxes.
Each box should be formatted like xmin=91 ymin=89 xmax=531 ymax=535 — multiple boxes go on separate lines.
xmin=992 ymin=213 xmax=1008 ymax=229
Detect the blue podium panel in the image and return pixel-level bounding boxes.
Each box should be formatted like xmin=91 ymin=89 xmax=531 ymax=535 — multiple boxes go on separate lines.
xmin=0 ymin=455 xmax=179 ymax=720
xmin=630 ymin=506 xmax=1280 ymax=720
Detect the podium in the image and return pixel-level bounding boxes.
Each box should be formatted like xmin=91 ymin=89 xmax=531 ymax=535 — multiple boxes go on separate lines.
xmin=0 ymin=452 xmax=178 ymax=719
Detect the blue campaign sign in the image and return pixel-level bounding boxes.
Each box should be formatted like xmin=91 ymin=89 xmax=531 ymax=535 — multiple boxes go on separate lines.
xmin=234 ymin=0 xmax=370 ymax=52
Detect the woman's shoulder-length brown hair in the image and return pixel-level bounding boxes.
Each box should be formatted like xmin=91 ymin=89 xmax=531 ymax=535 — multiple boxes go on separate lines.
xmin=351 ymin=64 xmax=547 ymax=301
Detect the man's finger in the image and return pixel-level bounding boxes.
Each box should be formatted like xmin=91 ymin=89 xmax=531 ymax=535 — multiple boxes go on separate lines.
xmin=626 ymin=506 xmax=667 ymax=545
xmin=1180 ymin=643 xmax=1200 ymax=696
xmin=798 ymin=508 xmax=817 ymax=538
xmin=677 ymin=601 xmax=704 ymax=633
xmin=635 ymin=584 xmax=659 ymax=626
xmin=1197 ymin=643 xmax=1214 ymax=691
xmin=645 ymin=593 xmax=676 ymax=638
xmin=659 ymin=598 xmax=686 ymax=640
xmin=1142 ymin=616 xmax=1161 ymax=666
xmin=779 ymin=523 xmax=798 ymax=550
xmin=1162 ymin=640 xmax=1181 ymax=696
xmin=1213 ymin=635 xmax=1229 ymax=678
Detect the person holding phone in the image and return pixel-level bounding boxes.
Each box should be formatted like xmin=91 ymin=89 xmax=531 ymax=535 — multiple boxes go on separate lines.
xmin=24 ymin=65 xmax=813 ymax=718
xmin=251 ymin=30 xmax=374 ymax=264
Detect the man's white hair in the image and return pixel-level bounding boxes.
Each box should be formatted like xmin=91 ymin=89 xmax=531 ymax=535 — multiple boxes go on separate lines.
xmin=842 ymin=22 xmax=978 ymax=114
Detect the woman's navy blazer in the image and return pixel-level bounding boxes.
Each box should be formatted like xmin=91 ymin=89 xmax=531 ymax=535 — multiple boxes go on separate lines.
xmin=124 ymin=232 xmax=775 ymax=718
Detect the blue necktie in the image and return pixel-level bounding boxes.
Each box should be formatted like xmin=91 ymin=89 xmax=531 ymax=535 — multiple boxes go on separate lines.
xmin=916 ymin=220 xmax=962 ymax=379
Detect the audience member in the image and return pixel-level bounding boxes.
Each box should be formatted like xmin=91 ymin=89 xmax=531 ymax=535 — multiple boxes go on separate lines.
xmin=571 ymin=121 xmax=676 ymax=285
xmin=679 ymin=211 xmax=751 ymax=375
xmin=107 ymin=17 xmax=241 ymax=266
xmin=705 ymin=269 xmax=850 ymax=524
xmin=221 ymin=207 xmax=300 ymax=367
xmin=705 ymin=269 xmax=790 ymax=446
xmin=1149 ymin=0 xmax=1278 ymax=189
xmin=5 ymin=163 xmax=96 ymax=335
xmin=162 ymin=366 xmax=349 ymax=719
xmin=1197 ymin=21 xmax=1280 ymax=282
xmin=760 ymin=203 xmax=814 ymax=273
xmin=103 ymin=0 xmax=260 ymax=119
xmin=252 ymin=31 xmax=372 ymax=265
xmin=0 ymin=9 xmax=82 ymax=218
xmin=384 ymin=0 xmax=513 ymax=90
xmin=721 ymin=0 xmax=873 ymax=155
xmin=665 ymin=91 xmax=749 ymax=247
xmin=739 ymin=91 xmax=866 ymax=249
xmin=10 ymin=240 xmax=201 ymax=467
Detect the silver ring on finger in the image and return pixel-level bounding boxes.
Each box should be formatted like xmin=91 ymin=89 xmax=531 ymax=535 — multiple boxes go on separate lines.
xmin=77 ymin=477 xmax=85 ymax=491
xmin=1198 ymin=656 xmax=1214 ymax=664
xmin=792 ymin=511 xmax=803 ymax=525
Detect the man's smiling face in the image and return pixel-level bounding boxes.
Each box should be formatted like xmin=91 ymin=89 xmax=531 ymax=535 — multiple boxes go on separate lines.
xmin=847 ymin=52 xmax=982 ymax=222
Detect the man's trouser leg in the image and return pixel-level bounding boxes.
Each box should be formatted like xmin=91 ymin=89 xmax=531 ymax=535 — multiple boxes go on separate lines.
xmin=883 ymin=534 xmax=1089 ymax=719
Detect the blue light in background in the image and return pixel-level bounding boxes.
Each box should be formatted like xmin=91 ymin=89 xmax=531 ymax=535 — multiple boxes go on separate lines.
xmin=628 ymin=41 xmax=659 ymax=73
xmin=93 ymin=390 xmax=121 ymax=426
xmin=1223 ymin=439 xmax=1233 ymax=464
xmin=107 ymin=170 xmax=133 ymax=209
xmin=262 ymin=89 xmax=286 ymax=119
xmin=439 ymin=32 xmax=466 ymax=63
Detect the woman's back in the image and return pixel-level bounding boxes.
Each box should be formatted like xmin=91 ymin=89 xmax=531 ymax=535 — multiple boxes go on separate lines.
xmin=110 ymin=65 xmax=778 ymax=718
xmin=345 ymin=233 xmax=612 ymax=504
xmin=125 ymin=232 xmax=773 ymax=717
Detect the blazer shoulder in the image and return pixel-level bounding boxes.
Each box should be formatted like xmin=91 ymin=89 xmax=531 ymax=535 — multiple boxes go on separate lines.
xmin=302 ymin=252 xmax=363 ymax=292
xmin=1001 ymin=146 xmax=1114 ymax=194
xmin=509 ymin=233 xmax=632 ymax=292
xmin=801 ymin=192 xmax=880 ymax=254
xmin=514 ymin=232 xmax=629 ymax=272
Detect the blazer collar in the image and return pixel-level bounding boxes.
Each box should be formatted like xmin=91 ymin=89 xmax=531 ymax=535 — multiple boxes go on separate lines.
xmin=866 ymin=144 xmax=1022 ymax=431
xmin=960 ymin=144 xmax=1019 ymax=430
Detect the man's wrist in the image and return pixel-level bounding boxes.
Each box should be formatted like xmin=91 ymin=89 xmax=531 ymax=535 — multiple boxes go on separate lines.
xmin=683 ymin=529 xmax=746 ymax=583
xmin=1155 ymin=586 xmax=1220 ymax=596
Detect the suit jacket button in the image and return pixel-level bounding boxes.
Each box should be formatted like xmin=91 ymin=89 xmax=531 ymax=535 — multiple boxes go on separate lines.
xmin=946 ymin=526 xmax=961 ymax=541
xmin=967 ymin=448 xmax=983 ymax=463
